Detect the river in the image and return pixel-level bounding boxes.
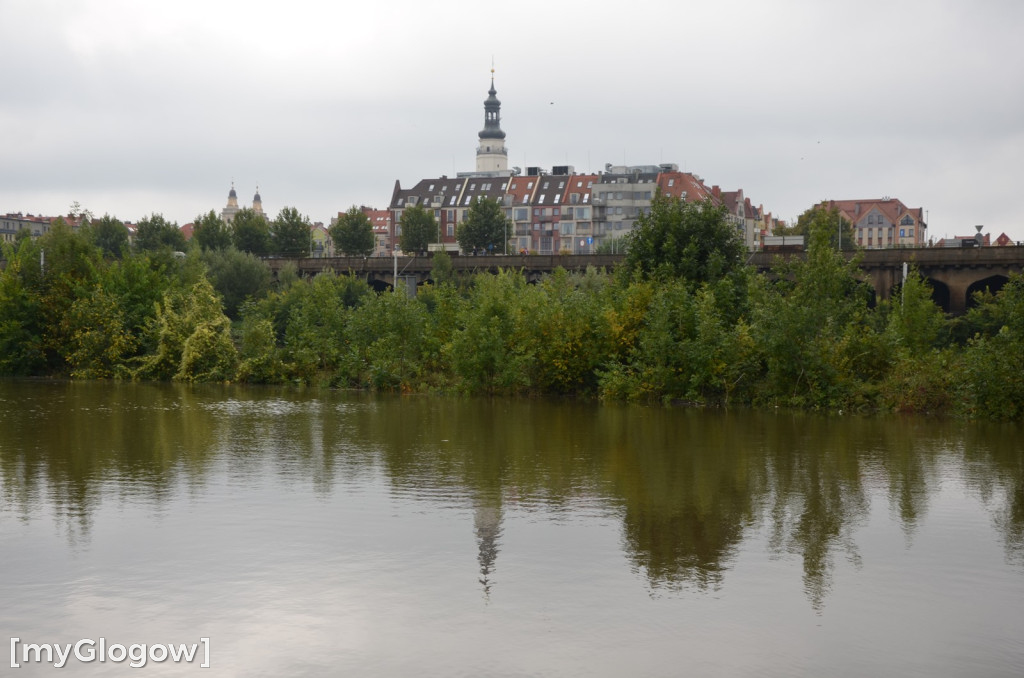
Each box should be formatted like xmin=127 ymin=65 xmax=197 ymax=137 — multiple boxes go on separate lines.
xmin=1 ymin=381 xmax=1022 ymax=676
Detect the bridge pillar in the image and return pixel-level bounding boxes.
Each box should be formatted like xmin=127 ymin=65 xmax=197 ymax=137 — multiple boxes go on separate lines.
xmin=927 ymin=271 xmax=972 ymax=315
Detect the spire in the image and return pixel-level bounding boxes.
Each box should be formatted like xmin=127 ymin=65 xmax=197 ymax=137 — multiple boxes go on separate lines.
xmin=479 ymin=67 xmax=505 ymax=141
xmin=475 ymin=64 xmax=509 ymax=174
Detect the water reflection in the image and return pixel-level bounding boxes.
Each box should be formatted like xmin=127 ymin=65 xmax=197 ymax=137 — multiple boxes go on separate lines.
xmin=1 ymin=381 xmax=1023 ymax=608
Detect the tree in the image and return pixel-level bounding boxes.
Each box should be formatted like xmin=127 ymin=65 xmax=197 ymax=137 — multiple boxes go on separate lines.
xmin=135 ymin=278 xmax=237 ymax=382
xmin=232 ymin=208 xmax=271 ymax=256
xmin=779 ymin=204 xmax=856 ymax=251
xmin=86 ymin=214 xmax=129 ymax=258
xmin=192 ymin=210 xmax=233 ymax=251
xmin=201 ymin=247 xmax=272 ymax=318
xmin=398 ymin=204 xmax=436 ymax=254
xmin=271 ymin=206 xmax=312 ymax=257
xmin=135 ymin=214 xmax=186 ymax=253
xmin=456 ymin=197 xmax=510 ymax=254
xmin=330 ymin=206 xmax=375 ymax=256
xmin=621 ymin=192 xmax=745 ymax=286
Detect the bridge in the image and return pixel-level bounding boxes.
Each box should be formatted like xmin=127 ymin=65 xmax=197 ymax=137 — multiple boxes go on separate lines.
xmin=266 ymin=247 xmax=1024 ymax=315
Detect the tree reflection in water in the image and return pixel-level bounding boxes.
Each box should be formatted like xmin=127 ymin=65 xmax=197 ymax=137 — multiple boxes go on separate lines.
xmin=1 ymin=383 xmax=1022 ymax=608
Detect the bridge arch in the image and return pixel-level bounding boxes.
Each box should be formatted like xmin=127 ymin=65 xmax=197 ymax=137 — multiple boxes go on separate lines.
xmin=927 ymin=278 xmax=951 ymax=313
xmin=965 ymin=274 xmax=1010 ymax=310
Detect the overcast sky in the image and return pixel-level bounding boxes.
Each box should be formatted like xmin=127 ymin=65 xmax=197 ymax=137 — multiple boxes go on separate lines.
xmin=2 ymin=0 xmax=1022 ymax=241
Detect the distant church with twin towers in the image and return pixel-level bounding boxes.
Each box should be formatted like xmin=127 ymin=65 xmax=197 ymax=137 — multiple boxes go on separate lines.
xmin=220 ymin=183 xmax=264 ymax=223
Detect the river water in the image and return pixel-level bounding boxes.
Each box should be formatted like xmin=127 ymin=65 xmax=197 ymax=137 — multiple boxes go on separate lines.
xmin=1 ymin=381 xmax=1022 ymax=676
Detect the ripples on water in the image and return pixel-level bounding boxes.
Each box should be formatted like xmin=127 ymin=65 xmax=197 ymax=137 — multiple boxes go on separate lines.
xmin=0 ymin=381 xmax=1022 ymax=676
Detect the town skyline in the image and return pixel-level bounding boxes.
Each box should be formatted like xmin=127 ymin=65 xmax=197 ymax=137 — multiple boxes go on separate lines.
xmin=2 ymin=1 xmax=1022 ymax=241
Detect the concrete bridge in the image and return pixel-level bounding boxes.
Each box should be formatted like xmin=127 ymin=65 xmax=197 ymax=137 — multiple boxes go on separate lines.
xmin=267 ymin=247 xmax=1024 ymax=315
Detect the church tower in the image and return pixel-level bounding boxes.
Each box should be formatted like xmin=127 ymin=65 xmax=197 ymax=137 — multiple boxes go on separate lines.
xmin=221 ymin=182 xmax=240 ymax=223
xmin=476 ymin=70 xmax=508 ymax=174
xmin=252 ymin=186 xmax=264 ymax=216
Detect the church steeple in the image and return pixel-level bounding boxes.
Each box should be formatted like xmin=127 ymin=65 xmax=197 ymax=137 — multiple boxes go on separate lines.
xmin=476 ymin=68 xmax=508 ymax=174
xmin=221 ymin=181 xmax=240 ymax=223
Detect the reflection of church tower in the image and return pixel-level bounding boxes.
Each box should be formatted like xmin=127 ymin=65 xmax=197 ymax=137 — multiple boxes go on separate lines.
xmin=221 ymin=183 xmax=240 ymax=223
xmin=474 ymin=498 xmax=503 ymax=599
xmin=252 ymin=186 xmax=264 ymax=216
xmin=476 ymin=70 xmax=508 ymax=174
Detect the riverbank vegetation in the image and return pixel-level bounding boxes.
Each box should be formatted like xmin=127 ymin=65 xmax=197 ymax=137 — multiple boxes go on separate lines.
xmin=2 ymin=199 xmax=1022 ymax=419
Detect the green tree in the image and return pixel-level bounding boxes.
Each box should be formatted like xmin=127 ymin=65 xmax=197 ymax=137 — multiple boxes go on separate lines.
xmin=430 ymin=249 xmax=455 ymax=285
xmin=134 ymin=214 xmax=186 ymax=253
xmin=232 ymin=208 xmax=271 ymax=256
xmin=192 ymin=210 xmax=233 ymax=251
xmin=779 ymin=204 xmax=856 ymax=251
xmin=271 ymin=206 xmax=312 ymax=257
xmin=621 ymin=193 xmax=745 ymax=286
xmin=135 ymin=278 xmax=237 ymax=382
xmin=456 ymin=197 xmax=511 ymax=254
xmin=752 ymin=209 xmax=878 ymax=408
xmin=885 ymin=267 xmax=948 ymax=354
xmin=201 ymin=247 xmax=272 ymax=318
xmin=85 ymin=214 xmax=129 ymax=258
xmin=398 ymin=204 xmax=436 ymax=254
xmin=330 ymin=206 xmax=375 ymax=256
xmin=955 ymin=274 xmax=1024 ymax=419
xmin=0 ymin=238 xmax=45 ymax=375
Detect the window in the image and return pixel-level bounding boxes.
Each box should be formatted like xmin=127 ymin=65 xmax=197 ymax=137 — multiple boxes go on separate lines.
xmin=543 ymin=182 xmax=549 ymax=189
xmin=868 ymin=215 xmax=874 ymax=224
xmin=554 ymin=194 xmax=561 ymax=203
xmin=908 ymin=228 xmax=914 ymax=237
xmin=577 ymin=181 xmax=583 ymax=188
xmin=533 ymin=208 xmax=540 ymax=216
xmin=900 ymin=229 xmax=905 ymax=237
xmin=901 ymin=215 xmax=914 ymax=226
xmin=514 ymin=208 xmax=528 ymax=221
xmin=668 ymin=179 xmax=674 ymax=186
xmin=538 ymin=195 xmax=546 ymax=204
xmin=447 ymin=224 xmax=454 ymax=237
xmin=553 ymin=208 xmax=560 ymax=216
xmin=470 ymin=184 xmax=476 ymax=190
xmin=615 ymin=192 xmax=623 ymax=200
xmin=449 ymin=197 xmax=456 ymax=206
xmin=428 ymin=184 xmax=434 ymax=191
xmin=644 ymin=191 xmax=652 ymax=200
xmin=527 ymin=182 xmax=533 ymax=189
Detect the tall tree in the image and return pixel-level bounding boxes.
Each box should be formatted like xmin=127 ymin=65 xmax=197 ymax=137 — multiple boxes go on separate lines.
xmin=330 ymin=206 xmax=375 ymax=256
xmin=621 ymin=192 xmax=745 ymax=285
xmin=456 ymin=197 xmax=510 ymax=254
xmin=192 ymin=210 xmax=233 ymax=251
xmin=135 ymin=214 xmax=186 ymax=253
xmin=398 ymin=204 xmax=436 ymax=254
xmin=271 ymin=206 xmax=312 ymax=257
xmin=232 ymin=208 xmax=271 ymax=256
xmin=85 ymin=214 xmax=129 ymax=258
